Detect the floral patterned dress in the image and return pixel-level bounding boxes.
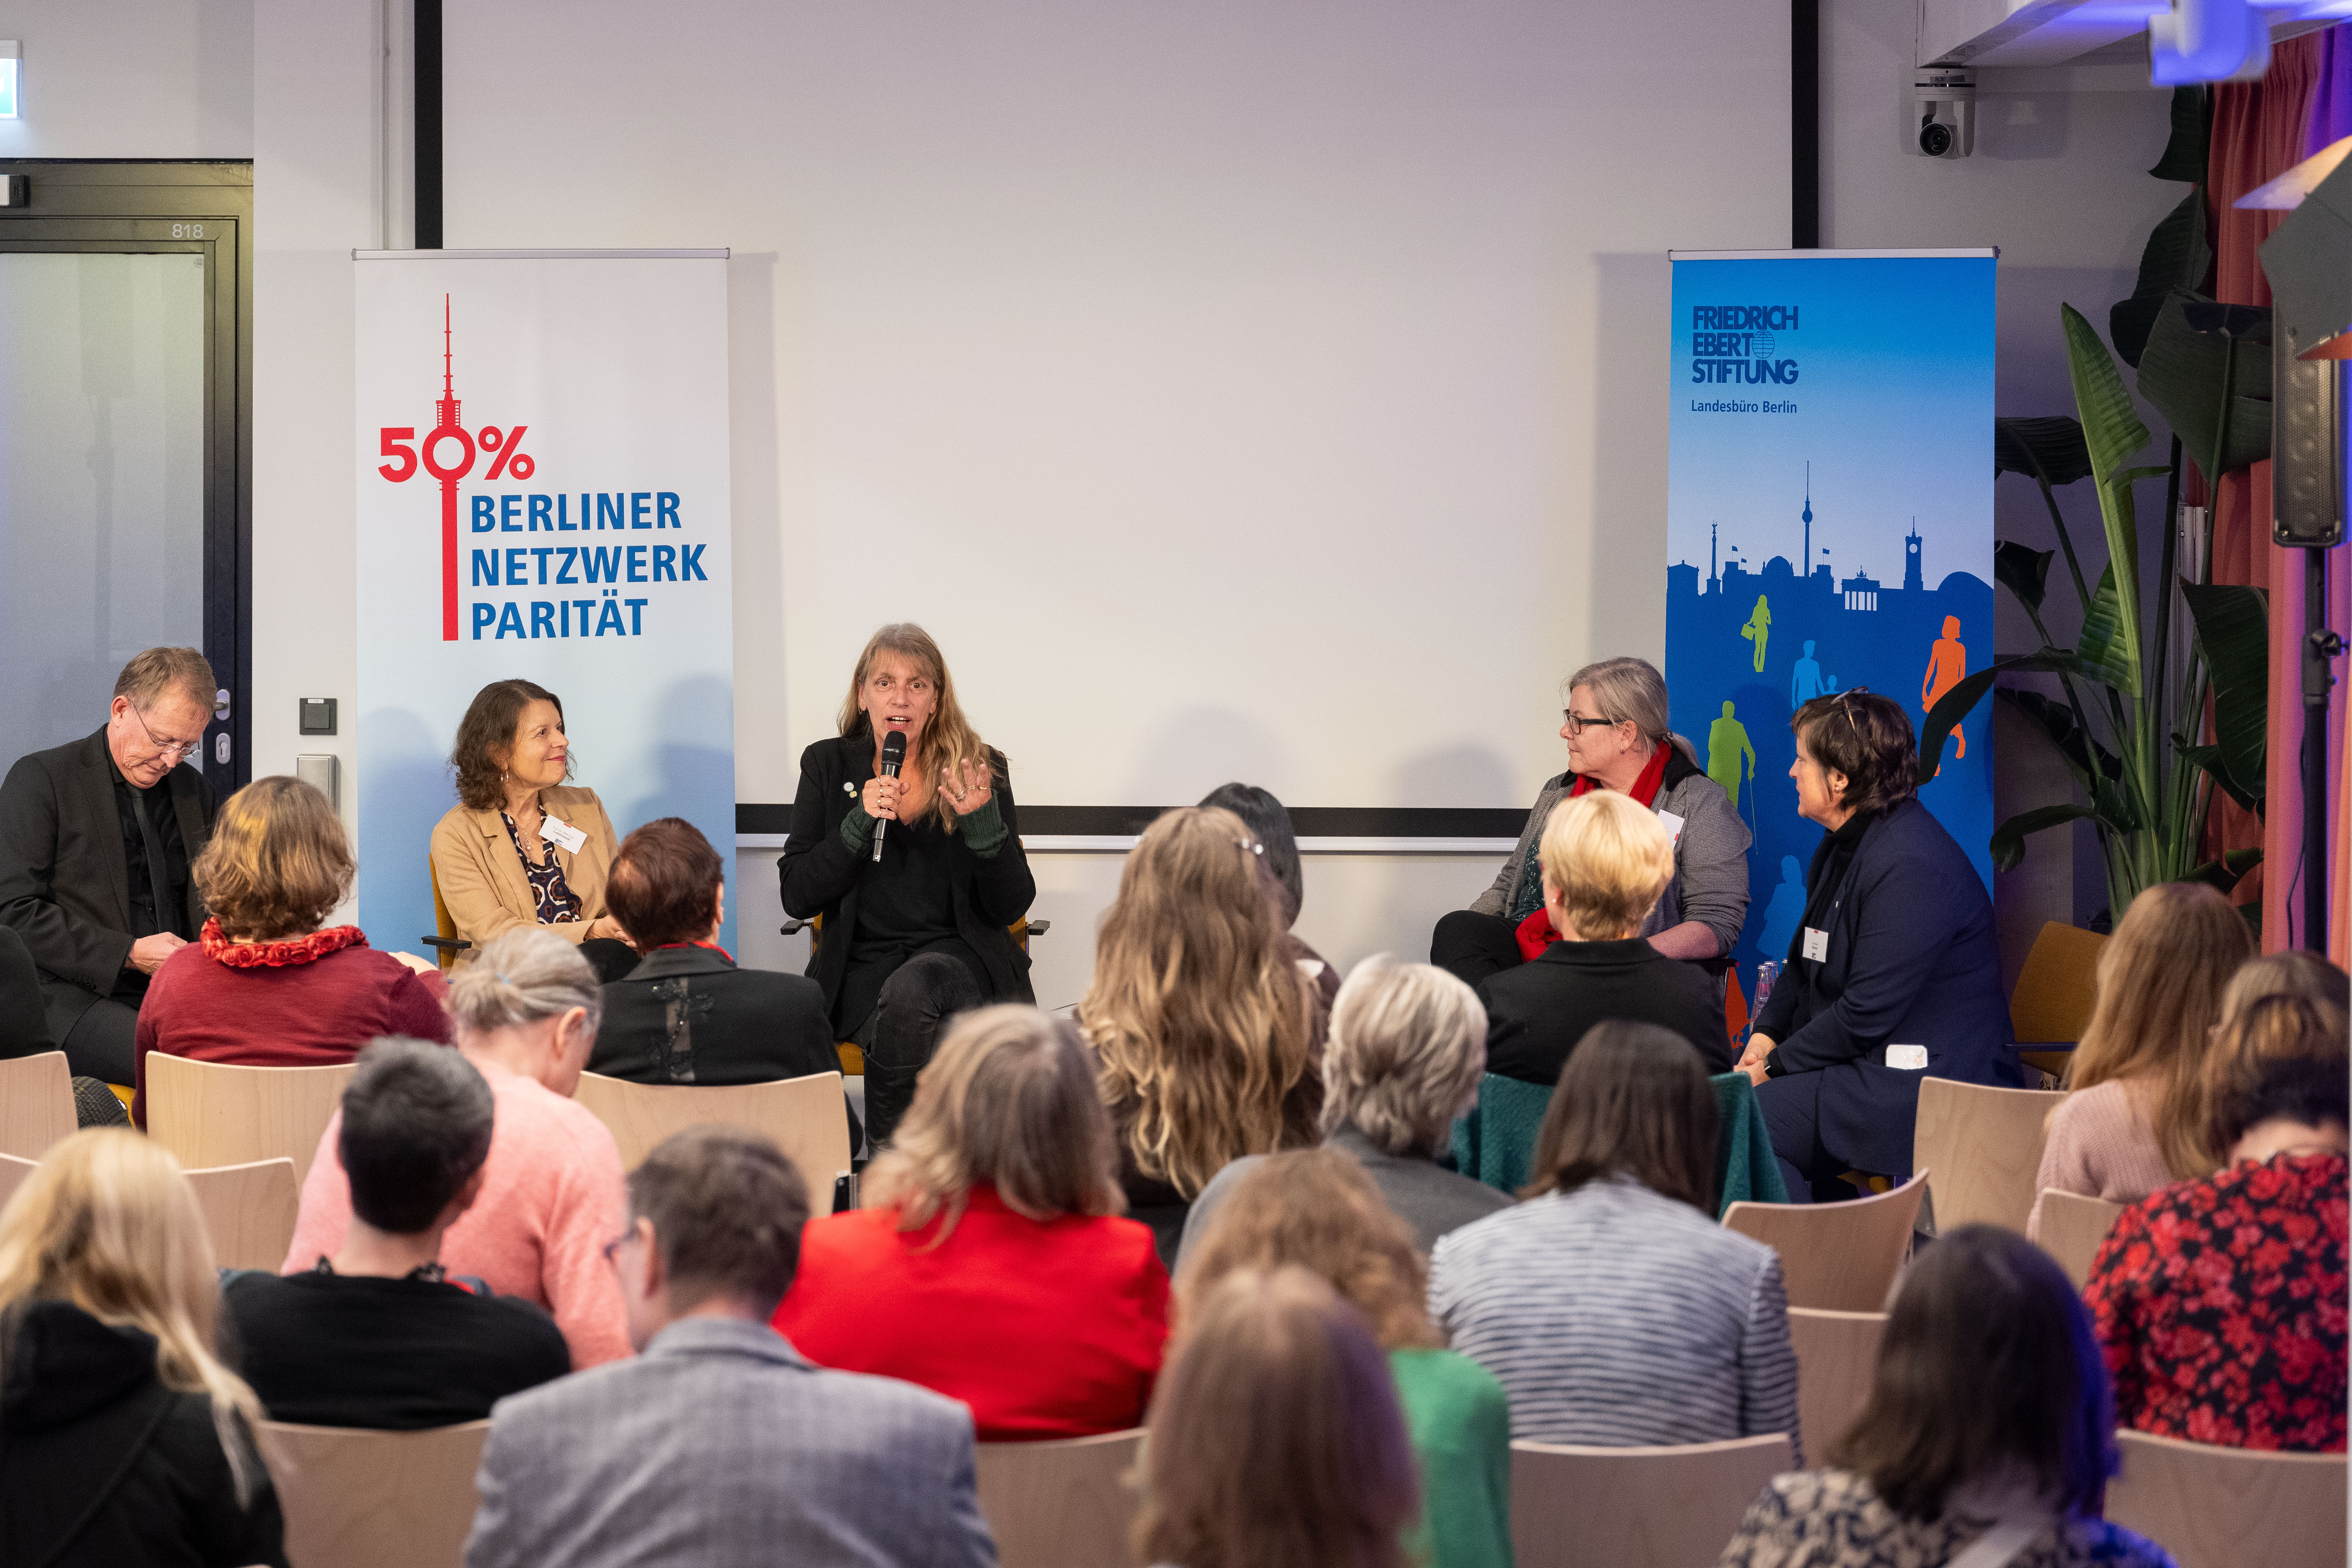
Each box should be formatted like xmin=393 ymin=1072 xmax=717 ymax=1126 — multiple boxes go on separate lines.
xmin=501 ymin=811 xmax=583 ymax=926
xmin=2085 ymin=1151 xmax=2348 ymax=1452
xmin=1716 ymin=1471 xmax=2175 ymax=1568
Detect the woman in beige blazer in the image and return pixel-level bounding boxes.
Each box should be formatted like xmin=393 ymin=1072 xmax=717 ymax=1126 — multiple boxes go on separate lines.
xmin=430 ymin=679 xmax=627 ymax=971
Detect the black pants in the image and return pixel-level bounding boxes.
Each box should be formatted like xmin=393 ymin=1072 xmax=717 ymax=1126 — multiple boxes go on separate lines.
xmin=1431 ymin=909 xmax=1521 ymax=989
xmin=850 ymin=951 xmax=984 ymax=1153
xmin=62 ymin=995 xmax=138 ymax=1085
xmin=1753 ymin=1070 xmax=1862 ymax=1205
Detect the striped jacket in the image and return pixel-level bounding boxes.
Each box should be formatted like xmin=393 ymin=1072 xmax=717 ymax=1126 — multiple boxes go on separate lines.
xmin=1427 ymin=1176 xmax=1801 ymax=1459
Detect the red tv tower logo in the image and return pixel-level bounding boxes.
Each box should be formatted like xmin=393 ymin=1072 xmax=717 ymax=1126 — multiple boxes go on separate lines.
xmin=375 ymin=296 xmax=535 ymax=640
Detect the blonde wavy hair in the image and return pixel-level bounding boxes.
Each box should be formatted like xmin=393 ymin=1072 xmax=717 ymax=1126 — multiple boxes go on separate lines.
xmin=2063 ymin=882 xmax=2254 ymax=1179
xmin=1320 ymin=957 xmax=1485 ymax=1157
xmin=0 ymin=1131 xmax=268 ymax=1501
xmin=864 ymin=1005 xmax=1126 ymax=1244
xmin=1081 ymin=806 xmax=1320 ymax=1199
xmin=193 ymin=775 xmax=355 ymax=941
xmin=836 ymin=622 xmax=997 ymax=833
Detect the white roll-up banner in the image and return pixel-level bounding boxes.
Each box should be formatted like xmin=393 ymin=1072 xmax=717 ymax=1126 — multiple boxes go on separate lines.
xmin=353 ymin=250 xmax=736 ymax=952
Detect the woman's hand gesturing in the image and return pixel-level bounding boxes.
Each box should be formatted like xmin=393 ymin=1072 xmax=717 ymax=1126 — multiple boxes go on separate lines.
xmin=940 ymin=755 xmax=993 ymax=816
xmin=861 ymin=773 xmax=905 ymax=821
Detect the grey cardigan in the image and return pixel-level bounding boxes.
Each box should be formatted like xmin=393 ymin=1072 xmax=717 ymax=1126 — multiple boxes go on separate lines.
xmin=1467 ymin=747 xmax=1751 ymax=959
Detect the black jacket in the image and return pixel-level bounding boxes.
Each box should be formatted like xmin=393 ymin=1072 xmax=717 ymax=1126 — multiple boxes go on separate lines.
xmin=0 ymin=926 xmax=53 ymax=1061
xmin=1477 ymin=936 xmax=1733 ymax=1084
xmin=0 ymin=1299 xmax=286 ymax=1568
xmin=592 ymin=944 xmax=840 ymax=1085
xmin=776 ymin=734 xmax=1035 ymax=1014
xmin=0 ymin=729 xmax=215 ymax=1045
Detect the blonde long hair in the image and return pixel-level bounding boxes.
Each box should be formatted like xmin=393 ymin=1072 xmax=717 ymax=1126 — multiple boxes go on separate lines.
xmin=0 ymin=1131 xmax=268 ymax=1500
xmin=836 ymin=622 xmax=996 ymax=833
xmin=2064 ymin=882 xmax=2254 ymax=1179
xmin=1081 ymin=807 xmax=1320 ymax=1199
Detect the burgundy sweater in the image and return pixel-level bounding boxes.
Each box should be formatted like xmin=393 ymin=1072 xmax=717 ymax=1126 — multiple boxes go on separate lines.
xmin=132 ymin=921 xmax=452 ymax=1126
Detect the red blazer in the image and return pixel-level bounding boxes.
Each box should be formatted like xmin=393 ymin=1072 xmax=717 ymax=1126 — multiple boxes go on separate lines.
xmin=132 ymin=922 xmax=452 ymax=1126
xmin=772 ymin=1183 xmax=1168 ymax=1440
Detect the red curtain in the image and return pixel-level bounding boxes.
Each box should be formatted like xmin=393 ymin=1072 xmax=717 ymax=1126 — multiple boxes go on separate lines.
xmin=2203 ymin=28 xmax=2350 ymax=957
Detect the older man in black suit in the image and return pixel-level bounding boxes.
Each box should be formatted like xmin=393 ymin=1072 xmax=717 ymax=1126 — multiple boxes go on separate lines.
xmin=0 ymin=647 xmax=219 ymax=1085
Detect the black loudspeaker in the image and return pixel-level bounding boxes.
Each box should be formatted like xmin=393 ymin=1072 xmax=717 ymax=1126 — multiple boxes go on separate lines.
xmin=2274 ymin=337 xmax=2345 ymax=548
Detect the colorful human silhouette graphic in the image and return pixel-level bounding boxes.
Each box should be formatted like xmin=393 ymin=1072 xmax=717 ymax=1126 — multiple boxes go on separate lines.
xmin=1739 ymin=594 xmax=1771 ymax=672
xmin=1922 ymin=614 xmax=1968 ymax=770
xmin=1757 ymin=855 xmax=1807 ymax=960
xmin=1790 ymin=639 xmax=1836 ymax=706
xmin=1707 ymin=699 xmax=1754 ymax=816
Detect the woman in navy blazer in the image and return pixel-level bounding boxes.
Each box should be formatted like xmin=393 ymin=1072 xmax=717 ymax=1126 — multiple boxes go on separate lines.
xmin=1736 ymin=691 xmax=2018 ymax=1202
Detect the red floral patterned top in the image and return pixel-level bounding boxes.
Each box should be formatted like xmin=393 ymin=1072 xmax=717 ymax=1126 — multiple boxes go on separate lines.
xmin=2085 ymin=1151 xmax=2348 ymax=1453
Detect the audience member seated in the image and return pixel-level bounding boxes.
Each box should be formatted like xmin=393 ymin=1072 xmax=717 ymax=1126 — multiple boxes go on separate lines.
xmin=285 ymin=928 xmax=630 ymax=1367
xmin=430 ymin=678 xmax=634 ymax=982
xmin=0 ymin=925 xmax=53 ymax=1059
xmin=1081 ymin=805 xmax=1322 ymax=1262
xmin=2087 ymin=1036 xmax=2348 ymax=1452
xmin=1178 ymin=1151 xmax=1510 ymax=1568
xmin=0 ymin=647 xmax=219 ymax=1089
xmin=0 ymin=1130 xmax=286 ymax=1568
xmin=1180 ymin=956 xmax=1506 ymax=1261
xmin=2213 ymin=948 xmax=2350 ymax=1040
xmin=1198 ymin=781 xmax=1341 ymax=1010
xmin=224 ymin=1038 xmax=569 ymax=1428
xmin=1429 ymin=1020 xmax=1798 ymax=1451
xmin=1136 ymin=1266 xmax=1416 ymax=1568
xmin=590 ymin=817 xmax=838 ymax=1089
xmin=1477 ymin=790 xmax=1730 ymax=1081
xmin=772 ymin=1005 xmax=1167 ymax=1440
xmin=464 ymin=1126 xmax=995 ymax=1568
xmin=1736 ymin=691 xmax=2020 ymax=1202
xmin=2025 ymin=883 xmax=2252 ymax=1240
xmin=1720 ymin=1226 xmax=2174 ymax=1568
xmin=130 ymin=775 xmax=451 ymax=1127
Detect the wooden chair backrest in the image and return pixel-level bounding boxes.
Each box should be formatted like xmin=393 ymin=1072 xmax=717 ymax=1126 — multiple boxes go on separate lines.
xmin=0 ymin=1051 xmax=75 ymax=1160
xmin=260 ymin=1418 xmax=491 ymax=1568
xmin=2035 ymin=1188 xmax=2125 ymax=1291
xmin=186 ymin=1158 xmax=301 ymax=1272
xmin=1913 ymin=1078 xmax=2066 ymax=1233
xmin=573 ymin=1069 xmax=853 ymax=1190
xmin=1721 ymin=1168 xmax=1927 ymax=1313
xmin=0 ymin=1150 xmax=35 ymax=1212
xmin=1785 ymin=1308 xmax=1887 ymax=1458
xmin=2105 ymin=1429 xmax=2348 ymax=1568
xmin=145 ymin=1055 xmax=356 ymax=1188
xmin=431 ymin=860 xmax=462 ymax=972
xmin=1509 ymin=1433 xmax=1793 ymax=1568
xmin=2010 ymin=921 xmax=2107 ymax=1044
xmin=974 ymin=1428 xmax=1145 ymax=1568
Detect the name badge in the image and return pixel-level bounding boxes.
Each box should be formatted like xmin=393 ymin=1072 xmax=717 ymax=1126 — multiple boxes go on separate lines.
xmin=1801 ymin=927 xmax=1828 ymax=963
xmin=541 ymin=817 xmax=587 ymax=855
xmin=1655 ymin=809 xmax=1686 ymax=848
xmin=1885 ymin=1044 xmax=1929 ymax=1070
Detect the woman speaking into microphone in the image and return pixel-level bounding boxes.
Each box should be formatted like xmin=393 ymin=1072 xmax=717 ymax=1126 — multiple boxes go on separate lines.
xmin=779 ymin=624 xmax=1036 ymax=1151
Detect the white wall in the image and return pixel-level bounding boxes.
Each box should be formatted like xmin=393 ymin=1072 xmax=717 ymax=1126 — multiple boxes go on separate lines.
xmin=0 ymin=1 xmax=251 ymax=159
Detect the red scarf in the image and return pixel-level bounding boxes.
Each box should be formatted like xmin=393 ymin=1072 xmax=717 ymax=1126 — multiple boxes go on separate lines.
xmin=1513 ymin=741 xmax=1673 ymax=961
xmin=655 ymin=939 xmax=736 ymax=964
xmin=201 ymin=916 xmax=368 ymax=968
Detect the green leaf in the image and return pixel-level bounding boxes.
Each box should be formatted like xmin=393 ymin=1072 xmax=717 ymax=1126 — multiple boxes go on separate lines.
xmin=2178 ymin=846 xmax=2262 ymax=894
xmin=2181 ymin=580 xmax=2270 ymax=800
xmin=2147 ymin=85 xmax=2211 ymax=181
xmin=1995 ymin=541 xmax=2056 ymax=613
xmin=2177 ymin=742 xmax=2260 ymax=813
xmin=1992 ymin=804 xmax=2101 ymax=873
xmin=2076 ymin=564 xmax=2142 ymax=698
xmin=1915 ymin=651 xmax=2076 ymax=785
xmin=1997 ymin=687 xmax=2126 ymax=790
xmin=2109 ymin=190 xmax=2213 ymax=367
xmin=1994 ymin=417 xmax=2093 ymax=487
xmin=2138 ymin=289 xmax=2273 ymax=482
xmin=2063 ymin=304 xmax=2153 ymax=486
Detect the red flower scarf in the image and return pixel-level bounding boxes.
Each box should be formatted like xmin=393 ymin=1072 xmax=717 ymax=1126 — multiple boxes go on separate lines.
xmin=200 ymin=916 xmax=369 ymax=968
xmin=1512 ymin=741 xmax=1673 ymax=961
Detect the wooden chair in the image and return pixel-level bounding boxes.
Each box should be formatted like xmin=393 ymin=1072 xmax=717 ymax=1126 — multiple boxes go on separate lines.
xmin=260 ymin=1418 xmax=490 ymax=1568
xmin=2034 ymin=1188 xmax=2125 ymax=1290
xmin=1722 ymin=1169 xmax=1927 ymax=1312
xmin=1509 ymin=1432 xmax=1792 ymax=1568
xmin=1912 ymin=1078 xmax=2065 ymax=1233
xmin=422 ymin=859 xmax=470 ymax=972
xmin=0 ymin=1150 xmax=35 ymax=1211
xmin=2104 ymin=1429 xmax=2348 ymax=1568
xmin=1786 ymin=1307 xmax=1886 ymax=1457
xmin=0 ymin=1051 xmax=76 ymax=1160
xmin=144 ymin=1054 xmax=356 ymax=1188
xmin=573 ymin=1069 xmax=854 ymax=1191
xmin=974 ymin=1428 xmax=1144 ymax=1568
xmin=2011 ymin=921 xmax=2106 ymax=1080
xmin=186 ymin=1157 xmax=301 ymax=1272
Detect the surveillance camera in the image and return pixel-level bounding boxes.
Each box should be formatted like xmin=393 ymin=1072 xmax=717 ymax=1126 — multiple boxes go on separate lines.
xmin=1910 ymin=68 xmax=1975 ymax=160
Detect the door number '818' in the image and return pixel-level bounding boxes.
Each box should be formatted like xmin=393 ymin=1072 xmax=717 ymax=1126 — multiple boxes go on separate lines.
xmin=171 ymin=223 xmax=205 ymax=239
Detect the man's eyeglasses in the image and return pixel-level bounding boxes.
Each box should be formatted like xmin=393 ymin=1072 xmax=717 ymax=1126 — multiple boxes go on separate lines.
xmin=1561 ymin=711 xmax=1623 ymax=736
xmin=126 ymin=704 xmax=203 ymax=762
xmin=600 ymin=1230 xmax=635 ymax=1266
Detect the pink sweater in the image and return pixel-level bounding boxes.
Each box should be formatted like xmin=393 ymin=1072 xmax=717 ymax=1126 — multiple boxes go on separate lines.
xmin=2025 ymin=1078 xmax=2177 ymax=1242
xmin=282 ymin=1059 xmax=631 ymax=1366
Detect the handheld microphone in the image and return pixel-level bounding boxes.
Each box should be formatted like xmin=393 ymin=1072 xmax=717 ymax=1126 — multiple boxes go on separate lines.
xmin=871 ymin=729 xmax=907 ymax=863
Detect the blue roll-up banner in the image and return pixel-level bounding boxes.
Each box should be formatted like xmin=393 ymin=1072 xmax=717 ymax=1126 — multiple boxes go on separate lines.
xmin=1665 ymin=249 xmax=1996 ymax=987
xmin=352 ymin=250 xmax=737 ymax=954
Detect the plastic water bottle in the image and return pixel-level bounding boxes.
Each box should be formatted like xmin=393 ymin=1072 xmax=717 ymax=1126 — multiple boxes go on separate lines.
xmin=1750 ymin=961 xmax=1779 ymax=1038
